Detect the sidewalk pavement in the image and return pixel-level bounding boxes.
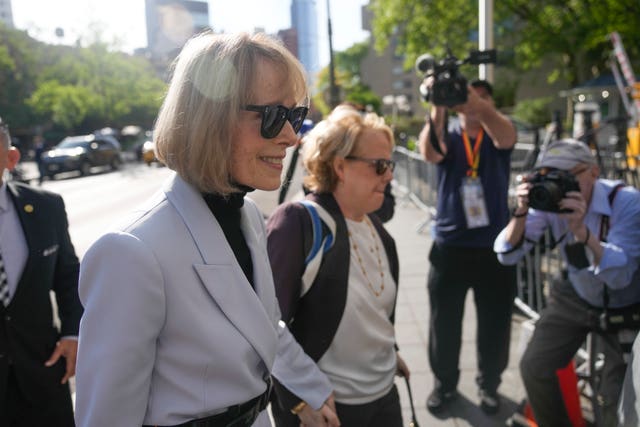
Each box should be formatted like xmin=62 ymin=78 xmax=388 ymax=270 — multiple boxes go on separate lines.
xmin=384 ymin=196 xmax=528 ymax=427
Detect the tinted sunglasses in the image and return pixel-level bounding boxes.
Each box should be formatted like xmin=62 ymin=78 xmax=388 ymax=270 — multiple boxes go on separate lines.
xmin=244 ymin=104 xmax=309 ymax=139
xmin=345 ymin=156 xmax=395 ymax=175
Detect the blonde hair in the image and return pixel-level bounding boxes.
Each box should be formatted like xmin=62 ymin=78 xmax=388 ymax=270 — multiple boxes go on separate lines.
xmin=303 ymin=105 xmax=394 ymax=193
xmin=154 ymin=32 xmax=308 ymax=194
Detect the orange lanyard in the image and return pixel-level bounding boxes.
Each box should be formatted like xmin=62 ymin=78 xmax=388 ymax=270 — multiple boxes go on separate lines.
xmin=462 ymin=128 xmax=484 ymax=178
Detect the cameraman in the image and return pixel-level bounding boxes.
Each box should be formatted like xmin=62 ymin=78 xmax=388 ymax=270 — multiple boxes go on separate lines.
xmin=494 ymin=139 xmax=640 ymax=426
xmin=418 ymin=79 xmax=517 ymax=415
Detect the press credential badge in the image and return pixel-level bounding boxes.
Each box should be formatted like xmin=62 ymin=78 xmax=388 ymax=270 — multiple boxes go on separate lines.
xmin=461 ymin=177 xmax=489 ymax=228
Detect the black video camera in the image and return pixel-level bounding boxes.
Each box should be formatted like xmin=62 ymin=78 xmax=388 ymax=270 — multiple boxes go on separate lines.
xmin=523 ymin=168 xmax=580 ymax=213
xmin=415 ymin=49 xmax=497 ymax=108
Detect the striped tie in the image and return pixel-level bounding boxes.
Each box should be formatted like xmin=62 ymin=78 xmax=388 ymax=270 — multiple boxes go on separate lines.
xmin=0 ymin=251 xmax=9 ymax=306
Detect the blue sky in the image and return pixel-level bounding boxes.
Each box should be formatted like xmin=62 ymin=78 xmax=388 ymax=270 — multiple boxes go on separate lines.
xmin=12 ymin=0 xmax=371 ymax=66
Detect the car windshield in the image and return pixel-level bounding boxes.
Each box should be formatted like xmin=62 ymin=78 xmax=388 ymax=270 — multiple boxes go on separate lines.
xmin=57 ymin=140 xmax=89 ymax=149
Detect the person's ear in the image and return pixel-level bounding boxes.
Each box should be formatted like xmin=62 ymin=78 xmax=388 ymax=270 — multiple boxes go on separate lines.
xmin=590 ymin=164 xmax=600 ymax=179
xmin=333 ymin=156 xmax=346 ymax=182
xmin=7 ymin=147 xmax=20 ymax=171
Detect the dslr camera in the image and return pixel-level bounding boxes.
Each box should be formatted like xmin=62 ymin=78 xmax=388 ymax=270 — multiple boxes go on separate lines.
xmin=415 ymin=48 xmax=497 ymax=108
xmin=522 ymin=168 xmax=580 ymax=213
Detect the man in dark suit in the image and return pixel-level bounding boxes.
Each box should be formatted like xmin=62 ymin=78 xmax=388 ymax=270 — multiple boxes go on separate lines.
xmin=0 ymin=117 xmax=82 ymax=426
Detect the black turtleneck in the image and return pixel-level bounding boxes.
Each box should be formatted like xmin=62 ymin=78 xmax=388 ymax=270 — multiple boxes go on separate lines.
xmin=202 ymin=186 xmax=255 ymax=289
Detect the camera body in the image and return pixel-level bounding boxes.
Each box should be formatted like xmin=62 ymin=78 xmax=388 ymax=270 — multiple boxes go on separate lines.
xmin=525 ymin=168 xmax=580 ymax=213
xmin=416 ymin=49 xmax=497 ymax=108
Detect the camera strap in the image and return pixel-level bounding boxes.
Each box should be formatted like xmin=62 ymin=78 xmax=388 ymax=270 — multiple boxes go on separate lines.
xmin=428 ymin=113 xmax=447 ymax=156
xmin=462 ymin=128 xmax=484 ymax=178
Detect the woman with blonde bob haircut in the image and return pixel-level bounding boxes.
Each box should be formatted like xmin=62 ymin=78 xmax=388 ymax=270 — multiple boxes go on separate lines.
xmin=267 ymin=105 xmax=410 ymax=427
xmin=75 ymin=32 xmax=340 ymax=427
xmin=154 ymin=31 xmax=309 ymax=195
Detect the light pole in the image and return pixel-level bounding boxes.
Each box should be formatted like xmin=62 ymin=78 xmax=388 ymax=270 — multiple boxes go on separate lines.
xmin=326 ymin=0 xmax=340 ymax=108
xmin=479 ymin=0 xmax=494 ymax=83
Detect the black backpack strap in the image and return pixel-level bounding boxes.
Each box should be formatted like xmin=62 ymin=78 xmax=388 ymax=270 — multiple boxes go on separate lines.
xmin=601 ymin=183 xmax=626 ymax=311
xmin=600 ymin=183 xmax=626 ymax=243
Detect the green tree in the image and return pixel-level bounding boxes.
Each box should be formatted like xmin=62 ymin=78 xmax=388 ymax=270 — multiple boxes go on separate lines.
xmin=38 ymin=43 xmax=166 ymax=131
xmin=0 ymin=24 xmax=41 ymax=129
xmin=314 ymin=41 xmax=382 ymax=115
xmin=27 ymin=81 xmax=98 ymax=130
xmin=512 ymin=97 xmax=553 ymax=128
xmin=0 ymin=24 xmax=166 ymax=137
xmin=369 ymin=0 xmax=640 ymax=88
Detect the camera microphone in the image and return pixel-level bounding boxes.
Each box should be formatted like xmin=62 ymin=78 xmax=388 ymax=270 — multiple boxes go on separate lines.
xmin=415 ymin=54 xmax=435 ymax=74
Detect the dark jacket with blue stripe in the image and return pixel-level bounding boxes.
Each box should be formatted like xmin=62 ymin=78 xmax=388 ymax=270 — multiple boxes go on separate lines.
xmin=266 ymin=192 xmax=399 ymax=412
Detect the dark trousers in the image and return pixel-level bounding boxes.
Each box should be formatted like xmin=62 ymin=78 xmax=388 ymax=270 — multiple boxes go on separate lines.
xmin=520 ymin=280 xmax=633 ymax=427
xmin=427 ymin=243 xmax=516 ymax=393
xmin=272 ymin=384 xmax=403 ymax=427
xmin=2 ymin=365 xmax=75 ymax=427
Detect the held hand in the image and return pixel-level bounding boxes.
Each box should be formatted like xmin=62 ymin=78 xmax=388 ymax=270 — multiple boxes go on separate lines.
xmin=298 ymin=400 xmax=340 ymax=427
xmin=325 ymin=394 xmax=337 ymax=417
xmin=395 ymin=353 xmax=410 ymax=380
xmin=421 ymin=76 xmax=446 ymax=114
xmin=515 ymin=182 xmax=532 ymax=211
xmin=320 ymin=402 xmax=341 ymax=427
xmin=423 ymin=75 xmax=436 ymax=90
xmin=44 ymin=338 xmax=78 ymax=384
xmin=559 ymin=191 xmax=588 ymax=236
xmin=453 ymin=84 xmax=489 ymax=115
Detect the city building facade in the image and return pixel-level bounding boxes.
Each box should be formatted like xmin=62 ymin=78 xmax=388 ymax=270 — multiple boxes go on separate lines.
xmin=291 ymin=0 xmax=320 ymax=84
xmin=359 ymin=5 xmax=427 ymax=119
xmin=278 ymin=28 xmax=299 ymax=59
xmin=0 ymin=0 xmax=13 ymax=28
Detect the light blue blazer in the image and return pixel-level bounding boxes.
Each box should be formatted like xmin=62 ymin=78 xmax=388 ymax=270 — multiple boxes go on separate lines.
xmin=75 ymin=173 xmax=332 ymax=427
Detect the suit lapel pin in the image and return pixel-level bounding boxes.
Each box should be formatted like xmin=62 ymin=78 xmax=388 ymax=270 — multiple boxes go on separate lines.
xmin=24 ymin=204 xmax=34 ymax=213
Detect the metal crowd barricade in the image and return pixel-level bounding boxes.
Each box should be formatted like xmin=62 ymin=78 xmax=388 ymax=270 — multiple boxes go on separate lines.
xmin=392 ymin=146 xmax=438 ymax=233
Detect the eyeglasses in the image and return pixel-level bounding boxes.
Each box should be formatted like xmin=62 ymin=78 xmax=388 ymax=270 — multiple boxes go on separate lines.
xmin=244 ymin=104 xmax=309 ymax=139
xmin=345 ymin=156 xmax=395 ymax=175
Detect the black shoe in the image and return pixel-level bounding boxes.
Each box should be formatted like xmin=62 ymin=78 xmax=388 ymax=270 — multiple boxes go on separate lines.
xmin=427 ymin=388 xmax=456 ymax=414
xmin=479 ymin=389 xmax=500 ymax=415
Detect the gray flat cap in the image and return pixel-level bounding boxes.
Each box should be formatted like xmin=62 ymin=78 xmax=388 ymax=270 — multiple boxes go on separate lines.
xmin=536 ymin=139 xmax=596 ymax=170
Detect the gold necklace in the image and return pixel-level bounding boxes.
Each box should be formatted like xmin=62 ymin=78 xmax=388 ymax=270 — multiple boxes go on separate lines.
xmin=348 ymin=217 xmax=385 ymax=297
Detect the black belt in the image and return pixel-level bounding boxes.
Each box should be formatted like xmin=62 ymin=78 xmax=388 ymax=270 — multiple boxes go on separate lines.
xmin=144 ymin=378 xmax=272 ymax=427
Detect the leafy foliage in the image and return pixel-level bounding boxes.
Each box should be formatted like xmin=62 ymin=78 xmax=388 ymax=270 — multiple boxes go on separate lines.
xmin=0 ymin=23 xmax=166 ymax=138
xmin=27 ymin=81 xmax=98 ymax=130
xmin=512 ymin=97 xmax=553 ymax=128
xmin=0 ymin=25 xmax=41 ymax=128
xmin=368 ymin=0 xmax=640 ymax=88
xmin=313 ymin=41 xmax=382 ymax=116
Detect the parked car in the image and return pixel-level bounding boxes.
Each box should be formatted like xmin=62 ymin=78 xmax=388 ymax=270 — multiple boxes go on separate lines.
xmin=41 ymin=134 xmax=122 ymax=179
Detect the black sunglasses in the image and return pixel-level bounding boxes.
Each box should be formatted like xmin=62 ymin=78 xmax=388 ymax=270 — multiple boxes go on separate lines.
xmin=244 ymin=104 xmax=309 ymax=139
xmin=345 ymin=156 xmax=395 ymax=175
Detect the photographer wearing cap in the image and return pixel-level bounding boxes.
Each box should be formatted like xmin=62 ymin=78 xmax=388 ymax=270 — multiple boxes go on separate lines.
xmin=494 ymin=139 xmax=640 ymax=426
xmin=417 ymin=79 xmax=517 ymax=415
